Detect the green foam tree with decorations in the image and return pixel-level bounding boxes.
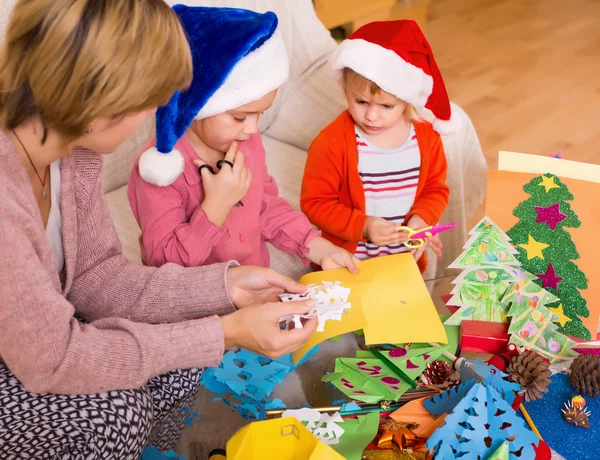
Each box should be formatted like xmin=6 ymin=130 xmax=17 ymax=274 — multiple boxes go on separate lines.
xmin=506 ymin=173 xmax=590 ymax=339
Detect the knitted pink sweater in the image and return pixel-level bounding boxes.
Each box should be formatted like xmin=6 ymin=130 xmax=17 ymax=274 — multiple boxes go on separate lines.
xmin=0 ymin=129 xmax=236 ymax=395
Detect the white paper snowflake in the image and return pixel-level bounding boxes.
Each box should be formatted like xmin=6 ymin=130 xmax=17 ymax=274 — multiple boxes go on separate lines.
xmin=281 ymin=408 xmax=345 ymax=445
xmin=279 ymin=281 xmax=351 ymax=332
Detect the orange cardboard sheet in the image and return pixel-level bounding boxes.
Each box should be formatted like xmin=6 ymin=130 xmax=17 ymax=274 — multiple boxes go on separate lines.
xmin=486 ymin=169 xmax=599 ymax=336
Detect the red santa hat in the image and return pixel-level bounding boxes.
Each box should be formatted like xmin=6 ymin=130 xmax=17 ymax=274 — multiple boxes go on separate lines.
xmin=332 ymin=20 xmax=459 ymax=135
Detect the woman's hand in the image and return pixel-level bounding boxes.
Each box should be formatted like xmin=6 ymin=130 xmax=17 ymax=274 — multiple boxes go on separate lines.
xmin=226 ymin=265 xmax=306 ymax=309
xmin=220 ymin=300 xmax=318 ymax=358
xmin=306 ymin=237 xmax=360 ymax=273
xmin=406 ymin=215 xmax=443 ymax=261
xmin=196 ymin=142 xmax=252 ymax=226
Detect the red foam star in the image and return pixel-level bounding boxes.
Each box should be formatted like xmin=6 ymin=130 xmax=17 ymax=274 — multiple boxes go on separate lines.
xmin=535 ymin=203 xmax=567 ymax=230
xmin=536 ymin=263 xmax=563 ymax=290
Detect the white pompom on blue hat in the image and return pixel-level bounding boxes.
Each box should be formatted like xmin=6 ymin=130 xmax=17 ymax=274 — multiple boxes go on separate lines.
xmin=139 ymin=5 xmax=289 ymax=186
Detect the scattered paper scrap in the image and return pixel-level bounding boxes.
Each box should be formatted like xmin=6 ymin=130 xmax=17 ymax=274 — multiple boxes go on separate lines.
xmin=280 ymin=281 xmax=351 ymax=332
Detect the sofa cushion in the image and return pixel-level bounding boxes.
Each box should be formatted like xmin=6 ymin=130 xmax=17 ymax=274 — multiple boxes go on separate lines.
xmin=105 ymin=134 xmax=312 ymax=279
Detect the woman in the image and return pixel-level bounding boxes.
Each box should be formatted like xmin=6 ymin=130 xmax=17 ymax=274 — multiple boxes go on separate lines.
xmin=0 ymin=0 xmax=316 ymax=458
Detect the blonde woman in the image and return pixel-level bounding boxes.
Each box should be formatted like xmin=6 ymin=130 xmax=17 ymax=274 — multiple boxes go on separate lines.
xmin=0 ymin=1 xmax=316 ymax=458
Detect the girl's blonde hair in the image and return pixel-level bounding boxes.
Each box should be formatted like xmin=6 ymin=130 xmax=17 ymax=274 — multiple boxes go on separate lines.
xmin=342 ymin=68 xmax=419 ymax=121
xmin=0 ymin=0 xmax=193 ymax=142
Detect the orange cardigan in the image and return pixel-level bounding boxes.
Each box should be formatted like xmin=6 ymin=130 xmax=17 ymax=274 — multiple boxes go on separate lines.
xmin=301 ymin=111 xmax=449 ymax=272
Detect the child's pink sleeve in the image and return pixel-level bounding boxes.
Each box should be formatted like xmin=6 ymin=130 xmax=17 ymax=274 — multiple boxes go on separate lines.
xmin=127 ymin=164 xmax=228 ymax=268
xmin=258 ymin=160 xmax=320 ymax=265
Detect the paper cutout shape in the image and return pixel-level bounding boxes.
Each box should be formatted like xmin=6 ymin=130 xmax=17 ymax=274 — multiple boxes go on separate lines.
xmin=201 ymin=347 xmax=319 ymax=419
xmin=324 ymin=347 xmax=446 ymax=403
xmin=330 ymin=412 xmax=380 ymax=460
xmin=280 ymin=281 xmax=351 ymax=332
xmin=426 ymin=383 xmax=538 ymax=459
xmin=282 ymin=408 xmax=345 ymax=445
xmin=459 ymin=359 xmax=521 ymax=405
xmin=506 ymin=291 xmax=578 ymax=363
xmin=486 ymin=441 xmax=509 ymax=460
xmin=293 ymin=253 xmax=446 ymax=364
xmin=445 ymin=217 xmax=529 ymax=326
xmin=424 ymin=360 xmax=521 ymax=415
xmin=226 ymin=417 xmax=345 ymax=460
xmin=489 ymin=152 xmax=599 ymax=338
xmin=140 ymin=447 xmax=184 ymax=460
xmin=390 ymin=396 xmax=447 ymax=438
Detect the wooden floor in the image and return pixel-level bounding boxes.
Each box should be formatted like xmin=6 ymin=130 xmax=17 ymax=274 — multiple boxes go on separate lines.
xmin=425 ymin=0 xmax=600 ymax=168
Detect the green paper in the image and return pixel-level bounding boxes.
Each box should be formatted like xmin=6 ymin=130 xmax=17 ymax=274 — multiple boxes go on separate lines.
xmin=507 ymin=292 xmax=578 ymax=363
xmin=485 ymin=440 xmax=509 ymax=460
xmin=394 ymin=314 xmax=459 ymax=362
xmin=369 ymin=348 xmax=417 ymax=388
xmin=445 ymin=218 xmax=527 ymax=326
xmin=322 ymin=347 xmax=445 ymax=403
xmin=452 ymin=218 xmax=520 ymax=268
xmin=507 ymin=173 xmax=591 ymax=339
xmin=322 ymin=358 xmax=413 ymax=403
xmin=332 ymin=412 xmax=380 ymax=460
xmin=445 ymin=267 xmax=516 ymax=325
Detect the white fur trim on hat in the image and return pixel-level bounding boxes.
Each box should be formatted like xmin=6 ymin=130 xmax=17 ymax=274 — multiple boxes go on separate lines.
xmin=432 ymin=113 xmax=461 ymax=135
xmin=138 ymin=147 xmax=185 ymax=187
xmin=332 ymin=38 xmax=433 ymax=108
xmin=195 ymin=30 xmax=289 ymax=120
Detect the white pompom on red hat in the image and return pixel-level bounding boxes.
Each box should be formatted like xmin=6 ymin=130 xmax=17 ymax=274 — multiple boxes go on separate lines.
xmin=332 ymin=19 xmax=459 ymax=135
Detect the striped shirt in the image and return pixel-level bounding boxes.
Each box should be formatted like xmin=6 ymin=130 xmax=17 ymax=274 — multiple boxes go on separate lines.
xmin=355 ymin=123 xmax=421 ymax=260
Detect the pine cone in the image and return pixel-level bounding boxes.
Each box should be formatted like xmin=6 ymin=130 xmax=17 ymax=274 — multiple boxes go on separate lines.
xmin=506 ymin=351 xmax=551 ymax=402
xmin=569 ymin=354 xmax=600 ymax=398
xmin=423 ymin=360 xmax=452 ymax=385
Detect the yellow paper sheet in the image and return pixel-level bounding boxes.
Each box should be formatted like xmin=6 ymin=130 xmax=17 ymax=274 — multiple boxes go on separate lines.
xmin=227 ymin=417 xmax=344 ymax=460
xmin=486 ymin=169 xmax=600 ymax=337
xmin=292 ymin=253 xmax=447 ymax=363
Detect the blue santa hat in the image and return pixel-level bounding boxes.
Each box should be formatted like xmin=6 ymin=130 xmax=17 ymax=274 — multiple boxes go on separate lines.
xmin=139 ymin=5 xmax=289 ymax=186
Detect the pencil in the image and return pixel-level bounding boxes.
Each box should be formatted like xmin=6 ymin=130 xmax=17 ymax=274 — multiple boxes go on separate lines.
xmin=520 ymin=404 xmax=543 ymax=440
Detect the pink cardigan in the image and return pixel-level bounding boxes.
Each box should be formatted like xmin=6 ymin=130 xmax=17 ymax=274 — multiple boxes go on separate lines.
xmin=128 ymin=133 xmax=319 ymax=268
xmin=0 ymin=129 xmax=236 ymax=395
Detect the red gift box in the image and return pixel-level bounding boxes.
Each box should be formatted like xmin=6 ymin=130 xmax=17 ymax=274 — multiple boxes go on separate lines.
xmin=460 ymin=320 xmax=509 ymax=355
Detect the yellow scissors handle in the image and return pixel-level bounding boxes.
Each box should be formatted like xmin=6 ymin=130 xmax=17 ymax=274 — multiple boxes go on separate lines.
xmin=396 ymin=225 xmax=427 ymax=249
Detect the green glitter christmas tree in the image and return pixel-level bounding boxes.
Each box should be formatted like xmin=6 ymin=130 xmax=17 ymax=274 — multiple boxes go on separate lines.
xmin=506 ymin=174 xmax=590 ymax=339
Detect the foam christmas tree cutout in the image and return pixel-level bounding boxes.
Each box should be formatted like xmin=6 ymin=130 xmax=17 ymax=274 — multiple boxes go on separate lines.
xmin=323 ymin=347 xmax=445 ymax=403
xmin=445 ymin=217 xmax=523 ymax=326
xmin=507 ymin=294 xmax=578 ymax=363
xmin=426 ymin=383 xmax=538 ymax=459
xmin=507 ymin=173 xmax=590 ymax=339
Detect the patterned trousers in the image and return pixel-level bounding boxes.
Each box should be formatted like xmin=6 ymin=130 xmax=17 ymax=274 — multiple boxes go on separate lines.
xmin=0 ymin=364 xmax=201 ymax=459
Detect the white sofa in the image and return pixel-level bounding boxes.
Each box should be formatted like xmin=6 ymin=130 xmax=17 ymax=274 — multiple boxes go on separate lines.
xmin=101 ymin=0 xmax=488 ymax=283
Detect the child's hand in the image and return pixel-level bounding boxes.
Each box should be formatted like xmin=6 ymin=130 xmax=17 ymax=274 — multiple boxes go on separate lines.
xmin=195 ymin=142 xmax=252 ymax=226
xmin=364 ymin=217 xmax=406 ymax=246
xmin=406 ymin=215 xmax=443 ymax=261
xmin=306 ymin=237 xmax=360 ymax=273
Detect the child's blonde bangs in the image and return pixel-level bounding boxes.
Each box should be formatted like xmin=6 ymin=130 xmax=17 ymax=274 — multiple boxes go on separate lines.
xmin=342 ymin=67 xmax=419 ymax=121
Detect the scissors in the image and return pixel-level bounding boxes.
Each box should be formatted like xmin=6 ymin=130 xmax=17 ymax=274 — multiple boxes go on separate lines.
xmin=396 ymin=221 xmax=458 ymax=248
xmin=198 ymin=159 xmax=244 ymax=207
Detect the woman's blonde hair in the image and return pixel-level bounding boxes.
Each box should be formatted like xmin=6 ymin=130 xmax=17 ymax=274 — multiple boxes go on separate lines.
xmin=342 ymin=67 xmax=419 ymax=121
xmin=0 ymin=0 xmax=193 ymax=141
